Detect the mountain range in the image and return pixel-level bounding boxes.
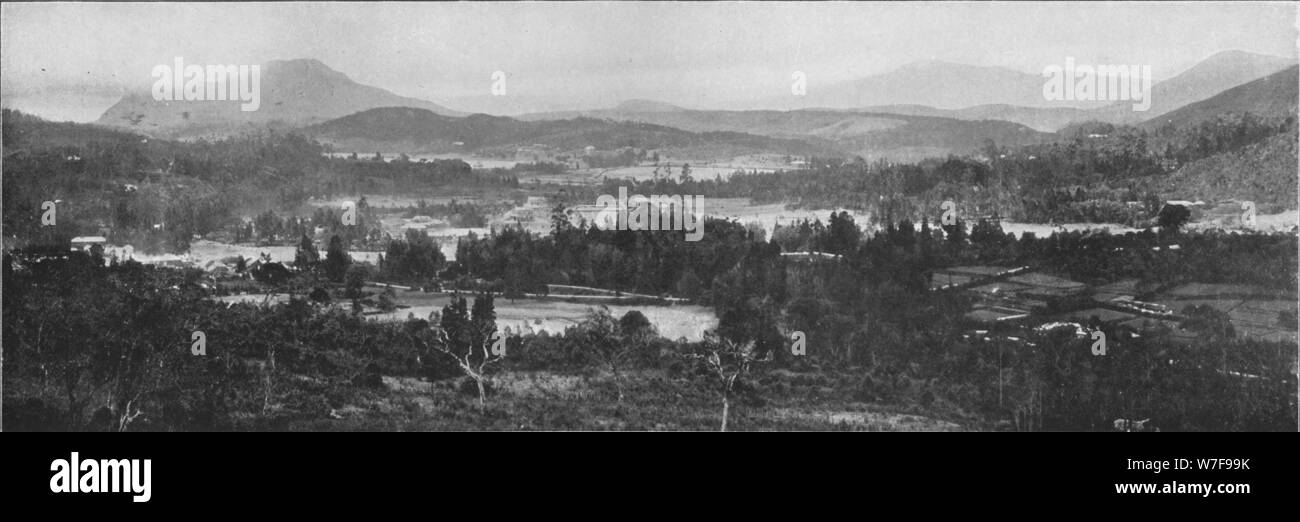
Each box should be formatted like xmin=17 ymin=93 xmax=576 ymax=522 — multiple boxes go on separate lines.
xmin=748 ymin=50 xmax=1293 ymax=131
xmin=1140 ymin=65 xmax=1299 ymax=131
xmin=92 ymin=51 xmax=1296 ymax=160
xmin=777 ymin=60 xmax=1111 ymax=112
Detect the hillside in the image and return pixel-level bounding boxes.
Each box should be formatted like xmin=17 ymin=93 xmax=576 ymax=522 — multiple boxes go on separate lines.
xmin=3 ymin=109 xmax=145 ymax=150
xmin=1141 ymin=66 xmax=1299 ymax=131
xmin=860 ymin=104 xmax=1089 ymax=133
xmin=96 ymin=59 xmax=464 ymax=139
xmin=520 ymin=106 xmax=1052 ymax=161
xmin=1128 ymin=128 xmax=1298 ymax=209
xmin=303 ymin=107 xmax=843 ymax=158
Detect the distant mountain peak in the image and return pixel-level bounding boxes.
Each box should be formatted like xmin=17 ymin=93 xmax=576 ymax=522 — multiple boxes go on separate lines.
xmin=893 ymin=59 xmax=1015 ymax=74
xmin=263 ymin=58 xmax=353 ymax=82
xmin=96 ymin=58 xmax=463 ymax=137
xmin=897 ymin=59 xmax=966 ymax=69
xmin=1201 ymin=49 xmax=1293 ymax=63
xmin=265 ymin=57 xmax=332 ymax=68
xmin=613 ymin=99 xmax=685 ymax=112
xmin=795 ymin=59 xmax=1078 ymax=112
xmin=1172 ymin=50 xmax=1295 ymax=80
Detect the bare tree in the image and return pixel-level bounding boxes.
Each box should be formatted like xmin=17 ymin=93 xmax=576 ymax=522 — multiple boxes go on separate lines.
xmin=687 ymin=331 xmax=771 ymax=432
xmin=428 ymin=328 xmax=504 ymax=412
xmin=102 ymin=339 xmax=150 ymax=432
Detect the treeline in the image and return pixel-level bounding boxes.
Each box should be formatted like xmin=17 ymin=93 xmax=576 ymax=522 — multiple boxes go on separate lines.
xmin=1 ymin=110 xmax=521 ymax=254
xmin=448 ymin=208 xmax=1297 ymax=303
xmin=573 ymin=111 xmax=1296 ymax=226
xmin=451 ymin=217 xmax=769 ymax=300
xmin=324 ymin=156 xmax=518 ymax=194
xmin=239 ymin=199 xmax=383 ymax=248
xmin=4 ymin=214 xmax=1295 ymax=431
xmin=1021 ymin=186 xmax=1160 ymax=225
xmin=1147 ymin=111 xmax=1297 ymax=166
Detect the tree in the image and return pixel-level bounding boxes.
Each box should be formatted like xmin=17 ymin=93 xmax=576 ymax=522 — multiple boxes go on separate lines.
xmin=88 ymin=244 xmax=105 ymax=266
xmin=469 ymin=291 xmax=497 ymax=351
xmin=344 ymin=264 xmax=368 ymax=299
xmin=1157 ymin=204 xmax=1191 ymax=234
xmin=324 ymin=235 xmax=351 ymax=282
xmin=943 ymin=218 xmax=966 ymax=246
xmin=551 ymin=203 xmax=572 ymax=236
xmin=383 ymin=229 xmax=445 ymax=282
xmin=686 ymin=331 xmax=770 ymax=432
xmin=619 ymin=310 xmax=654 ymax=338
xmin=294 ymin=234 xmax=319 ymax=270
xmin=428 ymin=293 xmax=503 ymax=411
xmin=251 ymin=261 xmax=292 ymax=286
xmin=309 ymin=286 xmax=331 ymax=304
xmin=377 ymin=287 xmax=398 ymax=312
xmin=824 ymin=211 xmax=859 ymax=254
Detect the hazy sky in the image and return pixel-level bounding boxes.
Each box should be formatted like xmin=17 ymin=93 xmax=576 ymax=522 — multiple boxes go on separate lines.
xmin=3 ymin=1 xmax=1296 ymax=120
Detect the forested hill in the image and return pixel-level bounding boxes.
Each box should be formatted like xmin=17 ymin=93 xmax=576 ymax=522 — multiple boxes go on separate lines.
xmin=1129 ymin=126 xmax=1298 ymax=208
xmin=303 ymin=107 xmax=843 ymax=158
xmin=520 ymin=106 xmax=1053 ymax=161
xmin=3 ymin=109 xmax=145 ymax=150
